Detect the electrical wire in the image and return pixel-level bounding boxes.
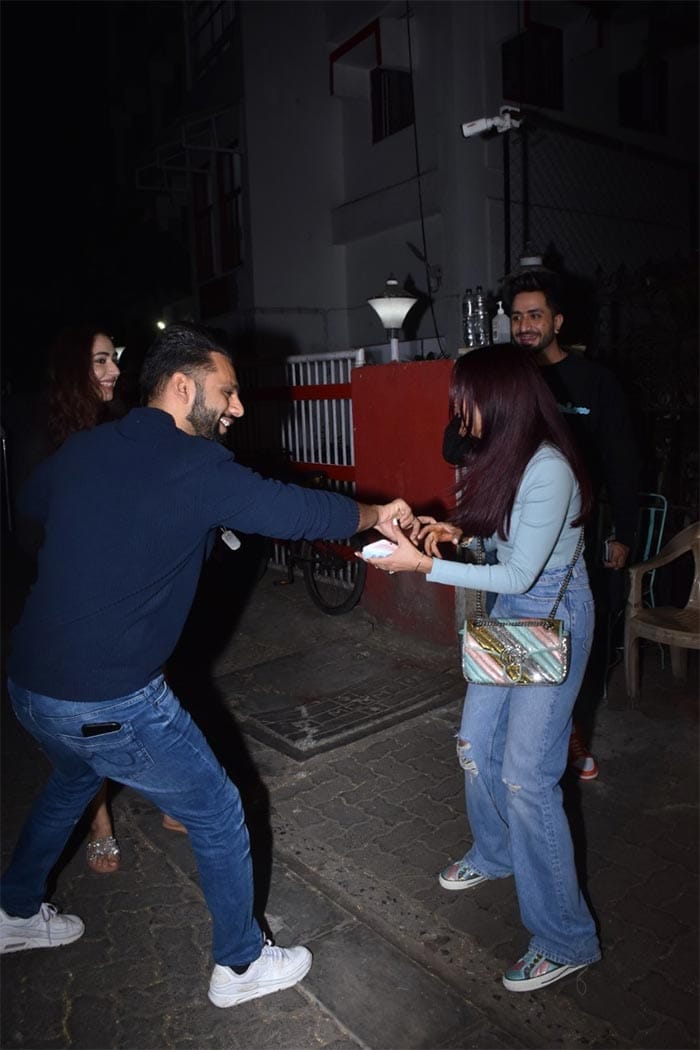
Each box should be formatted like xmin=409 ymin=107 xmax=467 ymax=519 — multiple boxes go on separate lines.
xmin=405 ymin=1 xmax=447 ymax=357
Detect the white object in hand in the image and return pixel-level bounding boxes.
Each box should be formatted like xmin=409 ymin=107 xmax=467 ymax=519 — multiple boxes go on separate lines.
xmin=362 ymin=539 xmax=398 ymax=559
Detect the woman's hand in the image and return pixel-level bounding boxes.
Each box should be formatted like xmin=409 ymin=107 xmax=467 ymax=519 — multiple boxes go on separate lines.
xmin=408 ymin=514 xmax=436 ymax=543
xmin=359 ymin=520 xmax=433 ymax=575
xmin=415 ymin=521 xmax=464 ymax=559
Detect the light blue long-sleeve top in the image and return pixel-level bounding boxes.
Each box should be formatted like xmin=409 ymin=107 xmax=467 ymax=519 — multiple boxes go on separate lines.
xmin=426 ymin=443 xmax=583 ymax=594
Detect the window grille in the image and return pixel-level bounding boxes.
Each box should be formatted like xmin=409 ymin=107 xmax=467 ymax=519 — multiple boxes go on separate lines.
xmin=193 ymin=168 xmax=215 ymax=280
xmin=187 ymin=1 xmax=236 ymax=79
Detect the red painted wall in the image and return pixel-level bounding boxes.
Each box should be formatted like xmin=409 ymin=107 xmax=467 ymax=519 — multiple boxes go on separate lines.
xmin=352 ymin=359 xmax=458 ymax=646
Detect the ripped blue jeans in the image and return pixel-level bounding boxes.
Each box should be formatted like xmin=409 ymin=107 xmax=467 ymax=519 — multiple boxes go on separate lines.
xmin=456 ymin=561 xmax=601 ymax=966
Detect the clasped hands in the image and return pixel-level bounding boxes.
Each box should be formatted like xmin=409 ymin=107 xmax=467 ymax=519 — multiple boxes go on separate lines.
xmin=361 ymin=510 xmax=467 ymax=575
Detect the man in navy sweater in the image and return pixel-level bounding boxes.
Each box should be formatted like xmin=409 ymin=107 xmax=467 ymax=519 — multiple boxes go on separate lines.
xmin=0 ymin=322 xmax=414 ymax=1008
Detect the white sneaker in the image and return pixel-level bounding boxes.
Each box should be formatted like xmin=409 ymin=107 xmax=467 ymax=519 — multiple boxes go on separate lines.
xmin=0 ymin=903 xmax=85 ymax=954
xmin=208 ymin=940 xmax=312 ymax=1008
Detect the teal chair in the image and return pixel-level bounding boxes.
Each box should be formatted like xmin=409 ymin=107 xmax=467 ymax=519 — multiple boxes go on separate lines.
xmin=635 ymin=493 xmax=668 ymax=608
xmin=602 ymin=493 xmax=668 ymax=696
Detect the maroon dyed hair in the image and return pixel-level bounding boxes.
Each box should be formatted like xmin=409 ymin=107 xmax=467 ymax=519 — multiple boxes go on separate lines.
xmin=46 ymin=325 xmax=110 ymax=449
xmin=448 ymin=345 xmax=592 ymax=538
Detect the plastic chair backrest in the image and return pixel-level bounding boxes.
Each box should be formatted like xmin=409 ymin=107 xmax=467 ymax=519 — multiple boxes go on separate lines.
xmin=635 ymin=493 xmax=668 ymax=607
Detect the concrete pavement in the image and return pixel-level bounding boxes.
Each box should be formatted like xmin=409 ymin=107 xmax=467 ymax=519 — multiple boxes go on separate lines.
xmin=2 ymin=558 xmax=698 ymax=1050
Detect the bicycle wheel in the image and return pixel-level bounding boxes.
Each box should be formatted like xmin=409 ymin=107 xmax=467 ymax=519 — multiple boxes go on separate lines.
xmin=301 ymin=539 xmax=367 ymax=615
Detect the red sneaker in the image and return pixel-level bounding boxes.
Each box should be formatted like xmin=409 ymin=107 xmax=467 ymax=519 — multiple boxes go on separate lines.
xmin=568 ymin=725 xmax=599 ymax=781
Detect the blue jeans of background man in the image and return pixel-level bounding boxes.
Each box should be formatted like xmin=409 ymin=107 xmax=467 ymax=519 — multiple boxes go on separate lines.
xmin=458 ymin=561 xmax=601 ymax=966
xmin=2 ymin=675 xmax=263 ymax=967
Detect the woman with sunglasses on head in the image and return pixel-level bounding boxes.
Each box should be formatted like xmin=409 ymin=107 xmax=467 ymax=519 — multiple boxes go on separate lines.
xmin=360 ymin=344 xmax=601 ymax=992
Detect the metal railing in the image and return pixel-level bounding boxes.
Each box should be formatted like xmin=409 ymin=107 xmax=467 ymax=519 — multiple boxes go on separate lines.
xmin=234 ymin=349 xmax=364 ymax=577
xmin=235 ymin=349 xmax=363 ymax=484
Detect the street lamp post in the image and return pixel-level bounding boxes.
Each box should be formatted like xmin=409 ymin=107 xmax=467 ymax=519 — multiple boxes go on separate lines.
xmin=367 ymin=277 xmax=418 ymax=362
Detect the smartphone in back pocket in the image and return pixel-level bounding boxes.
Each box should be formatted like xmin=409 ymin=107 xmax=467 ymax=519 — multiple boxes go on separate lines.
xmin=81 ymin=722 xmax=121 ymax=737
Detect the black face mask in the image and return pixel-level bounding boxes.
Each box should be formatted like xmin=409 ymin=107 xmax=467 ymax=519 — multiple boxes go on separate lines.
xmin=442 ymin=415 xmax=481 ymax=465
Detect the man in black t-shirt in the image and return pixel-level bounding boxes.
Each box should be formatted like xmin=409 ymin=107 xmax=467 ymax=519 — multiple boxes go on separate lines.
xmin=506 ymin=270 xmax=640 ymax=780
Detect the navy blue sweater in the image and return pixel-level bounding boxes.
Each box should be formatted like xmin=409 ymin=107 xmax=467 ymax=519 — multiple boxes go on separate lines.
xmin=9 ymin=408 xmax=360 ymax=700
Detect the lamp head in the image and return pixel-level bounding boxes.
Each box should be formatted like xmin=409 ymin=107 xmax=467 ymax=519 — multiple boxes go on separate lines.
xmin=367 ymin=276 xmax=417 ymax=332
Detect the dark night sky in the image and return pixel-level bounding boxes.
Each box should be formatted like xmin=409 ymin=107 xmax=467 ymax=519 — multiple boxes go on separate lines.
xmin=4 ymin=5 xmax=111 ymax=330
xmin=2 ymin=1 xmax=188 ymax=387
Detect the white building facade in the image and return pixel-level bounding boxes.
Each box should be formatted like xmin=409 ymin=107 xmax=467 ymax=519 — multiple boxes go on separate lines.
xmin=137 ymin=0 xmax=697 ymax=359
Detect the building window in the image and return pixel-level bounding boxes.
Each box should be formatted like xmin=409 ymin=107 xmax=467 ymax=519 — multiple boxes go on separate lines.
xmin=502 ymin=23 xmax=563 ymax=111
xmin=218 ymin=148 xmax=243 ymax=268
xmin=619 ymin=61 xmax=668 ymax=135
xmin=187 ymin=0 xmax=236 ymax=78
xmin=371 ymin=68 xmax=414 ymax=143
xmin=193 ymin=168 xmax=215 ymax=280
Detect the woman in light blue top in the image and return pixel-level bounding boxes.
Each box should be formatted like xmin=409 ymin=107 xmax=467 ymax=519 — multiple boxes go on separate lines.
xmin=361 ymin=345 xmax=601 ymax=992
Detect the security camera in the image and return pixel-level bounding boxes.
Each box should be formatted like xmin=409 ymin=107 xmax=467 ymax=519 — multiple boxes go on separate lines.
xmin=461 ymin=105 xmax=521 ymax=139
xmin=461 ymin=116 xmax=498 ymax=138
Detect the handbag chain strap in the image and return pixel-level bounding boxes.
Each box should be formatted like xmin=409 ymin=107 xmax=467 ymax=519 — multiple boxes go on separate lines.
xmin=474 ymin=529 xmax=585 ymax=622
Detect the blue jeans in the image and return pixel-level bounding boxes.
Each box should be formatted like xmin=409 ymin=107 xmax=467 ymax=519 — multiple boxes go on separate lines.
xmin=457 ymin=562 xmax=601 ymax=966
xmin=2 ymin=675 xmax=263 ymax=967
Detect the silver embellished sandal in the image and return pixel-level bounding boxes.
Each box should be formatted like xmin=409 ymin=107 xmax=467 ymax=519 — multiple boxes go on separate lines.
xmin=86 ymin=835 xmax=121 ymax=873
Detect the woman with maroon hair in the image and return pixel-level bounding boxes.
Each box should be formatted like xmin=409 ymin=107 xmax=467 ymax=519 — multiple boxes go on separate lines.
xmin=360 ymin=345 xmax=601 ymax=992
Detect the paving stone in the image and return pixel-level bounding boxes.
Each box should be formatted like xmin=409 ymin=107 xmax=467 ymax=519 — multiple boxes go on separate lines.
xmin=653 ymin=832 xmax=699 ymax=870
xmin=664 ymin=888 xmax=700 ymax=930
xmin=438 ymin=903 xmax=518 ymax=955
xmin=601 ymin=838 xmax=666 ymax=874
xmin=275 ymin=801 xmax=331 ymax=829
xmin=556 ymin=971 xmax=656 ymax=1041
xmin=310 ymin=793 xmax=369 ymax=827
xmin=305 ymin=920 xmax=486 ymax=1049
xmin=584 ymin=863 xmax=628 ymax=904
xmin=1 ymin=978 xmax=73 ymax=1049
xmin=656 ymin=931 xmax=700 ymax=989
xmin=632 ymin=1015 xmax=697 ymax=1050
xmin=371 ymin=818 xmax=432 ymax=852
xmin=425 ymin=778 xmax=463 ymax=805
xmin=635 ymin=863 xmax=699 ymax=907
xmin=630 ymin=970 xmax=699 ymax=1027
xmin=325 ymin=757 xmax=379 ymax=786
xmin=359 ymin=797 xmax=412 ymax=827
xmin=265 ymin=866 xmax=353 ymax=944
xmin=613 ymin=892 xmax=686 ymax=940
